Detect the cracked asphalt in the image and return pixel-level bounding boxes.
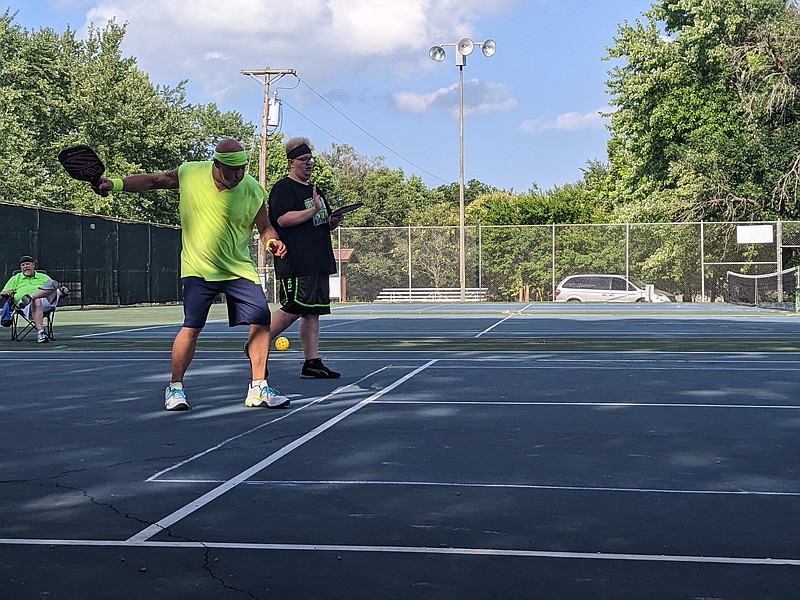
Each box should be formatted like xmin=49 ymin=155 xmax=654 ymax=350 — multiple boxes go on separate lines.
xmin=1 ymin=303 xmax=798 ymax=599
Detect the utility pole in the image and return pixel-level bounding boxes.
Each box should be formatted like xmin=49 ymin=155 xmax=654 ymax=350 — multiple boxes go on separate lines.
xmin=241 ymin=67 xmax=296 ymax=289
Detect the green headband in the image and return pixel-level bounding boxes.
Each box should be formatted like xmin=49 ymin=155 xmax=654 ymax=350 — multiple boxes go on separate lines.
xmin=213 ymin=150 xmax=248 ymax=166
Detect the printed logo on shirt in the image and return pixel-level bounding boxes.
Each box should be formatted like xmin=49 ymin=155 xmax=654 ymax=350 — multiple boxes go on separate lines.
xmin=305 ymin=197 xmax=329 ymax=227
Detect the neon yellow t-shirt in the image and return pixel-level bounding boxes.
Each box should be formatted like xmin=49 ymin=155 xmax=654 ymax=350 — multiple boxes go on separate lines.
xmin=177 ymin=162 xmax=264 ymax=283
xmin=2 ymin=271 xmax=52 ymax=303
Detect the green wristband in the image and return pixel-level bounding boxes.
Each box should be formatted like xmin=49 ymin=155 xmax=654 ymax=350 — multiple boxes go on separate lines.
xmin=111 ymin=178 xmax=124 ymax=192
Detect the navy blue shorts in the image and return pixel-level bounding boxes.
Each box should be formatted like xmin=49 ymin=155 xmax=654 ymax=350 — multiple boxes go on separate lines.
xmin=182 ymin=277 xmax=271 ymax=328
xmin=278 ymin=274 xmax=331 ymax=316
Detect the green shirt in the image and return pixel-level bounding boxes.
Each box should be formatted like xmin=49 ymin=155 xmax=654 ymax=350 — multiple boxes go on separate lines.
xmin=2 ymin=271 xmax=51 ymax=303
xmin=177 ymin=161 xmax=264 ymax=284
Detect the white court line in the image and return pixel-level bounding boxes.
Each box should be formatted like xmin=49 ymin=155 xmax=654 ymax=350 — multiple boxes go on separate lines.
xmin=126 ymin=360 xmax=438 ymax=543
xmin=150 ymin=479 xmax=800 ymax=497
xmin=449 ymin=360 xmax=800 ymax=371
xmin=475 ymin=314 xmax=514 ymax=338
xmin=417 ymin=305 xmax=446 ymax=312
xmin=74 ymin=324 xmax=177 ymax=338
xmin=72 ymin=319 xmax=226 ymax=338
xmin=147 ymin=366 xmax=392 ymax=481
xmin=376 ymin=400 xmax=800 ymax=409
xmin=320 ymin=316 xmax=379 ymax=329
xmin=0 ymin=538 xmax=796 ymax=566
xmin=4 ymin=355 xmax=800 ymax=371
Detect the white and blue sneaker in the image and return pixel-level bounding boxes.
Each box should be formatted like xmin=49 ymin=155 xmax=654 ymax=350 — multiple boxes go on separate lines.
xmin=164 ymin=383 xmax=189 ymax=411
xmin=245 ymin=381 xmax=290 ymax=409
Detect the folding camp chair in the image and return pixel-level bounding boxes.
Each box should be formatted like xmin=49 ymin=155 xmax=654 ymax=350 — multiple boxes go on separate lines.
xmin=3 ymin=271 xmax=64 ymax=342
xmin=9 ymin=298 xmax=57 ymax=341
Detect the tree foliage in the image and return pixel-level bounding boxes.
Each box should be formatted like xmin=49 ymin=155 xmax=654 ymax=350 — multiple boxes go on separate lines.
xmin=0 ymin=12 xmax=253 ymax=223
xmin=605 ymin=0 xmax=800 ymax=221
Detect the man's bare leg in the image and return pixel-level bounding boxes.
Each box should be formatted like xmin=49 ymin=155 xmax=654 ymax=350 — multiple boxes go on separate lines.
xmin=245 ymin=323 xmax=290 ymax=408
xmin=247 ymin=324 xmax=271 ymax=381
xmin=171 ymin=327 xmax=202 ymax=382
xmin=299 ymin=314 xmax=320 ymax=360
xmin=28 ymin=289 xmax=58 ymax=332
xmin=269 ymin=309 xmax=300 ymax=341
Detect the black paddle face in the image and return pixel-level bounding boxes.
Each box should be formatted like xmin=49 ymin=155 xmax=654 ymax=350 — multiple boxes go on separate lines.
xmin=331 ymin=202 xmax=364 ymax=218
xmin=58 ymin=145 xmax=108 ymax=196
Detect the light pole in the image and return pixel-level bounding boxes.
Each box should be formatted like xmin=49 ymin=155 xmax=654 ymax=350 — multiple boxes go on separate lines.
xmin=429 ymin=38 xmax=495 ymax=301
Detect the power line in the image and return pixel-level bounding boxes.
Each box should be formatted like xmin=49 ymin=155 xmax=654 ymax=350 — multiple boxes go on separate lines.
xmin=294 ymin=77 xmax=449 ymax=185
xmin=279 ymin=99 xmax=384 ymax=171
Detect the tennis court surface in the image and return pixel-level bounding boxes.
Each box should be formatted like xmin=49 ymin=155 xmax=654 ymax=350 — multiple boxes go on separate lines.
xmin=1 ymin=302 xmax=798 ymax=599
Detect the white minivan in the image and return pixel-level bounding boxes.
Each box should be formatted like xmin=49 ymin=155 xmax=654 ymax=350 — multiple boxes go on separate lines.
xmin=555 ymin=274 xmax=675 ymax=303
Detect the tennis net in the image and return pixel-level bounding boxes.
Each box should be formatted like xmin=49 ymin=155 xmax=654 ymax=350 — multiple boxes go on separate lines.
xmin=726 ymin=267 xmax=799 ymax=310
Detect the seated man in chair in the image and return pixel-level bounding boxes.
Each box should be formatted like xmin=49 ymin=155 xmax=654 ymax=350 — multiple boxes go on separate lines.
xmin=1 ymin=255 xmax=69 ymax=343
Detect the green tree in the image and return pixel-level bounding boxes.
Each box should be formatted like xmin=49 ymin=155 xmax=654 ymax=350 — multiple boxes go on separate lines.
xmin=0 ymin=14 xmax=256 ymax=224
xmin=605 ymin=0 xmax=800 ymax=221
xmin=434 ymin=179 xmax=500 ymax=209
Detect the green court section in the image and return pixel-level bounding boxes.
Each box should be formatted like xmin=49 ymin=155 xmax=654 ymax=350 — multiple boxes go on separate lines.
xmin=5 ymin=302 xmax=800 ymax=353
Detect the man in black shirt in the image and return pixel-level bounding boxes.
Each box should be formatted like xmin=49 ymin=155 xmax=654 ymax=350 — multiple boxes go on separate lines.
xmin=268 ymin=137 xmax=343 ymax=379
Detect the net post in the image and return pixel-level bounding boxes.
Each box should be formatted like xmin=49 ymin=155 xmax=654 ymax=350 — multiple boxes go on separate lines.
xmin=795 ymin=267 xmax=799 ymax=314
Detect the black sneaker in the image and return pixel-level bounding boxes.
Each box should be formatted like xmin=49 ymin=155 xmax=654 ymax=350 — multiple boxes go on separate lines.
xmin=301 ymin=359 xmax=341 ymax=379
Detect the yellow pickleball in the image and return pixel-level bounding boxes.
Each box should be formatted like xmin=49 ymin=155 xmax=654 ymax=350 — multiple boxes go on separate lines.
xmin=274 ymin=336 xmax=290 ymax=351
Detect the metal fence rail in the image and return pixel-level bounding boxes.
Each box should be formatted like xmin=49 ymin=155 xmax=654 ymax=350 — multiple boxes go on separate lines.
xmin=4 ymin=202 xmax=798 ymax=307
xmin=318 ymin=221 xmax=800 ymax=304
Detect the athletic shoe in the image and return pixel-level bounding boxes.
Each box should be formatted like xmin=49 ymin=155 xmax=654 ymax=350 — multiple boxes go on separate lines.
xmin=301 ymin=359 xmax=341 ymax=379
xmin=36 ymin=330 xmax=48 ymax=343
xmin=245 ymin=382 xmax=290 ymax=408
xmin=164 ymin=385 xmax=190 ymax=411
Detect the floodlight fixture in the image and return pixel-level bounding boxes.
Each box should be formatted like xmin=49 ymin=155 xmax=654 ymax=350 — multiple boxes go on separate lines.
xmin=457 ymin=37 xmax=474 ymax=56
xmin=481 ymin=39 xmax=496 ymax=57
xmin=429 ymin=45 xmax=446 ymax=62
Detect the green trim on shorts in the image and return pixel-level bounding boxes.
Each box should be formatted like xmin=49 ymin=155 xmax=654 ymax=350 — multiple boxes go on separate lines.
xmin=281 ymin=276 xmax=331 ymax=309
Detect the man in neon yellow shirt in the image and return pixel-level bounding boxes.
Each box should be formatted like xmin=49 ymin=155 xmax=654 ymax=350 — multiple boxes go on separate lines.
xmin=97 ymin=138 xmax=290 ymax=412
xmin=1 ymin=256 xmax=69 ymax=343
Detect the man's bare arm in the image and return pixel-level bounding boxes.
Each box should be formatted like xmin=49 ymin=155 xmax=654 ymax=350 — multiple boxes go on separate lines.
xmin=97 ymin=169 xmax=180 ymax=192
xmin=255 ymin=206 xmax=287 ymax=259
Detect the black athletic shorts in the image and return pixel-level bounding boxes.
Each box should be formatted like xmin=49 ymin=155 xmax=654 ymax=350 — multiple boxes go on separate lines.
xmin=278 ymin=274 xmax=331 ymax=316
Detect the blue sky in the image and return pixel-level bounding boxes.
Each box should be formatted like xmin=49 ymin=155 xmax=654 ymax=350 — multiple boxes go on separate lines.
xmin=7 ymin=0 xmax=652 ymax=193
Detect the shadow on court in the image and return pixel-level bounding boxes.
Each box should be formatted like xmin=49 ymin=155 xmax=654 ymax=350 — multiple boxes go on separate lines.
xmin=0 ymin=304 xmax=798 ymax=598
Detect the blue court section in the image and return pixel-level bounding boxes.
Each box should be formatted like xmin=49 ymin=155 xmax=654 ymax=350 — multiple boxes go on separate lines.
xmin=75 ymin=302 xmax=800 ymax=341
xmin=1 ymin=304 xmax=798 ymax=599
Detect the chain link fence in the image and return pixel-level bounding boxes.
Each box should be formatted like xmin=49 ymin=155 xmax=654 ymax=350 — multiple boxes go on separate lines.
xmin=4 ymin=201 xmax=797 ymax=307
xmin=305 ymin=221 xmax=800 ymax=303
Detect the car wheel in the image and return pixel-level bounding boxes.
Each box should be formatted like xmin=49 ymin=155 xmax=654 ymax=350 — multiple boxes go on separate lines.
xmin=567 ymin=298 xmax=581 ymax=303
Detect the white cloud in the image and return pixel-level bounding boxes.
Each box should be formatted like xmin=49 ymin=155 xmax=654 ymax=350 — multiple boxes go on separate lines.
xmin=203 ymin=52 xmax=229 ymax=62
xmin=395 ymin=83 xmax=459 ymax=114
xmin=394 ymin=79 xmax=518 ymax=117
xmin=78 ymin=0 xmax=527 ymax=106
xmin=520 ymin=106 xmax=613 ymax=133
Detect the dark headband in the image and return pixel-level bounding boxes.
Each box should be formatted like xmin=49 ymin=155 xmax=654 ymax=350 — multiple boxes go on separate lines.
xmin=287 ymin=144 xmax=312 ymax=160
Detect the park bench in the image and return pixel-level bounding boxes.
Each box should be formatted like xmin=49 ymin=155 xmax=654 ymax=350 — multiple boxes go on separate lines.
xmin=374 ymin=287 xmax=488 ymax=302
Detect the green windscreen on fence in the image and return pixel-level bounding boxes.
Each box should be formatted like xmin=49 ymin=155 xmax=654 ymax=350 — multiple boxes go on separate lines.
xmin=118 ymin=222 xmax=150 ymax=305
xmin=0 ymin=202 xmax=181 ymax=306
xmin=150 ymin=225 xmax=182 ymax=302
